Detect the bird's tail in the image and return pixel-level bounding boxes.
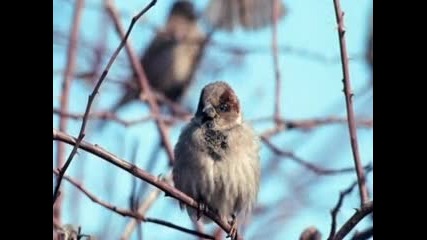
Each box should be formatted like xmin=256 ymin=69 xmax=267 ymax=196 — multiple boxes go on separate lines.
xmin=186 ymin=206 xmax=214 ymax=224
xmin=203 ymin=0 xmax=287 ymax=31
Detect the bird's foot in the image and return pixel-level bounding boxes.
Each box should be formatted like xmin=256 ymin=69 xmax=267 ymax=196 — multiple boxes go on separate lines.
xmin=226 ymin=214 xmax=238 ymax=240
xmin=196 ymin=201 xmax=207 ymax=221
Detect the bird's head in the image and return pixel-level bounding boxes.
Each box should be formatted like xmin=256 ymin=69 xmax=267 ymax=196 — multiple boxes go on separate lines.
xmin=169 ymin=0 xmax=198 ymax=22
xmin=195 ymin=81 xmax=242 ymax=130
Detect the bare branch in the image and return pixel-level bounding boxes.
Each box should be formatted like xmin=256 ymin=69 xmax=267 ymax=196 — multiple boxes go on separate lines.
xmin=332 ymin=201 xmax=373 ymax=240
xmin=52 ymin=108 xmax=187 ymax=126
xmin=56 ymin=2 xmax=366 ymax=65
xmin=261 ymin=136 xmax=372 ymax=175
xmin=52 ymin=169 xmax=214 ymax=240
xmin=272 ymin=0 xmax=282 ymax=123
xmin=53 ymin=128 xmax=237 ymax=238
xmin=351 ymin=226 xmax=373 ymax=240
xmin=327 ymin=181 xmax=358 ymax=240
xmin=214 ymin=227 xmax=224 ymax=240
xmin=332 ymin=0 xmax=370 ymax=205
xmin=121 ymin=175 xmax=169 ymax=240
xmin=53 ymin=0 xmax=157 ymax=205
xmin=328 ymin=166 xmax=373 ymax=240
xmin=105 ymin=0 xmax=175 ymax=164
xmin=53 ymin=29 xmax=129 ymax=70
xmin=257 ymin=116 xmax=372 ymax=139
xmin=54 ymin=0 xmax=85 ymax=222
xmin=284 ymin=117 xmax=373 ymax=130
xmin=193 ymin=221 xmax=205 ymax=240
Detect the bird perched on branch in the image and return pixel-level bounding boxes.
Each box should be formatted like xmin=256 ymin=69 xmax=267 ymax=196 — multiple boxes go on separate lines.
xmin=173 ymin=81 xmax=260 ymax=239
xmin=202 ymin=0 xmax=287 ymax=31
xmin=109 ymin=0 xmax=205 ymax=115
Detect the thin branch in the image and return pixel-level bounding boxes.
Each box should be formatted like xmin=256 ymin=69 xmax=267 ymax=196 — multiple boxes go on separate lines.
xmin=212 ymin=42 xmax=366 ymax=63
xmin=193 ymin=221 xmax=205 ymax=240
xmin=332 ymin=201 xmax=373 ymax=240
xmin=54 ymin=108 xmax=373 ymax=132
xmin=257 ymin=116 xmax=372 ymax=139
xmin=53 ymin=0 xmax=157 ymax=205
xmin=53 ymin=128 xmax=237 ymax=238
xmin=284 ymin=117 xmax=373 ymax=130
xmin=53 ymin=29 xmax=130 ymax=70
xmin=329 ymin=169 xmax=373 ymax=240
xmin=261 ymin=136 xmax=373 ymax=175
xmin=54 ymin=0 xmax=84 ymax=222
xmin=52 ymin=169 xmax=214 ymax=240
xmin=327 ymin=181 xmax=358 ymax=240
xmin=272 ymin=0 xmax=282 ymax=124
xmin=53 ymin=108 xmax=188 ymax=126
xmin=56 ymin=3 xmax=366 ymax=65
xmin=68 ymin=8 xmax=109 ymax=220
xmin=332 ymin=0 xmax=369 ymax=205
xmin=121 ymin=183 xmax=164 ymax=240
xmin=259 ymin=123 xmax=287 ymax=139
xmin=105 ymin=0 xmax=175 ymax=165
xmin=252 ymin=116 xmax=373 ymax=127
xmin=351 ymin=226 xmax=373 ymax=240
xmin=144 ymin=218 xmax=213 ymax=240
xmin=214 ymin=227 xmax=224 ymax=240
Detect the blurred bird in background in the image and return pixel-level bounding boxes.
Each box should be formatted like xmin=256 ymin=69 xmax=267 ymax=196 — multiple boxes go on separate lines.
xmin=107 ymin=0 xmax=206 ymax=118
xmin=202 ymin=0 xmax=287 ymax=31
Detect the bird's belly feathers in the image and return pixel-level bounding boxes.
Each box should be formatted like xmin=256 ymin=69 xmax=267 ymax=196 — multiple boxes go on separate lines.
xmin=172 ymin=44 xmax=199 ymax=83
xmin=191 ymin=148 xmax=257 ymax=219
xmin=173 ymin=122 xmax=260 ymax=222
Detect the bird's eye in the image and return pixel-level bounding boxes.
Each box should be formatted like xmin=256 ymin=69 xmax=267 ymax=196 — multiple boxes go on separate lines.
xmin=219 ymin=103 xmax=230 ymax=112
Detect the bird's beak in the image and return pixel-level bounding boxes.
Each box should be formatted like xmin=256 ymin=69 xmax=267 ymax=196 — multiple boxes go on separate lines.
xmin=203 ymin=104 xmax=217 ymax=119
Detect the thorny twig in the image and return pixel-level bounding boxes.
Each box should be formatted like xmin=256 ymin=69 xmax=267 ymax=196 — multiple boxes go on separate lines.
xmin=53 ymin=128 xmax=239 ymax=238
xmin=53 ymin=0 xmax=157 ymax=205
xmin=332 ymin=0 xmax=370 ymax=205
xmin=105 ymin=0 xmax=175 ymax=164
xmin=261 ymin=136 xmax=372 ymax=175
xmin=54 ymin=0 xmax=85 ymax=222
xmin=52 ymin=169 xmax=214 ymax=240
xmin=332 ymin=201 xmax=373 ymax=240
xmin=328 ymin=172 xmax=373 ymax=240
xmin=327 ymin=181 xmax=358 ymax=240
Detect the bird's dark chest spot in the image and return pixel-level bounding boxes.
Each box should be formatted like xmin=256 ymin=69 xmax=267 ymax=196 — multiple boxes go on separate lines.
xmin=203 ymin=125 xmax=228 ymax=161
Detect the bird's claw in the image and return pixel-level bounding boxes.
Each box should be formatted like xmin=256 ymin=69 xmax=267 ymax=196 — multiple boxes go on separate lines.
xmin=196 ymin=201 xmax=206 ymax=221
xmin=226 ymin=215 xmax=238 ymax=240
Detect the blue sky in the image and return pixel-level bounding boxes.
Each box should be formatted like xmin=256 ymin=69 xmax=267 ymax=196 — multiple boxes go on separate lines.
xmin=53 ymin=0 xmax=373 ymax=239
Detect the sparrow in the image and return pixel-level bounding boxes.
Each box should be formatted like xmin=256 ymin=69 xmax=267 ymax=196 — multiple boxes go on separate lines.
xmin=172 ymin=81 xmax=261 ymax=239
xmin=109 ymin=0 xmax=205 ymax=114
xmin=202 ymin=0 xmax=287 ymax=31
